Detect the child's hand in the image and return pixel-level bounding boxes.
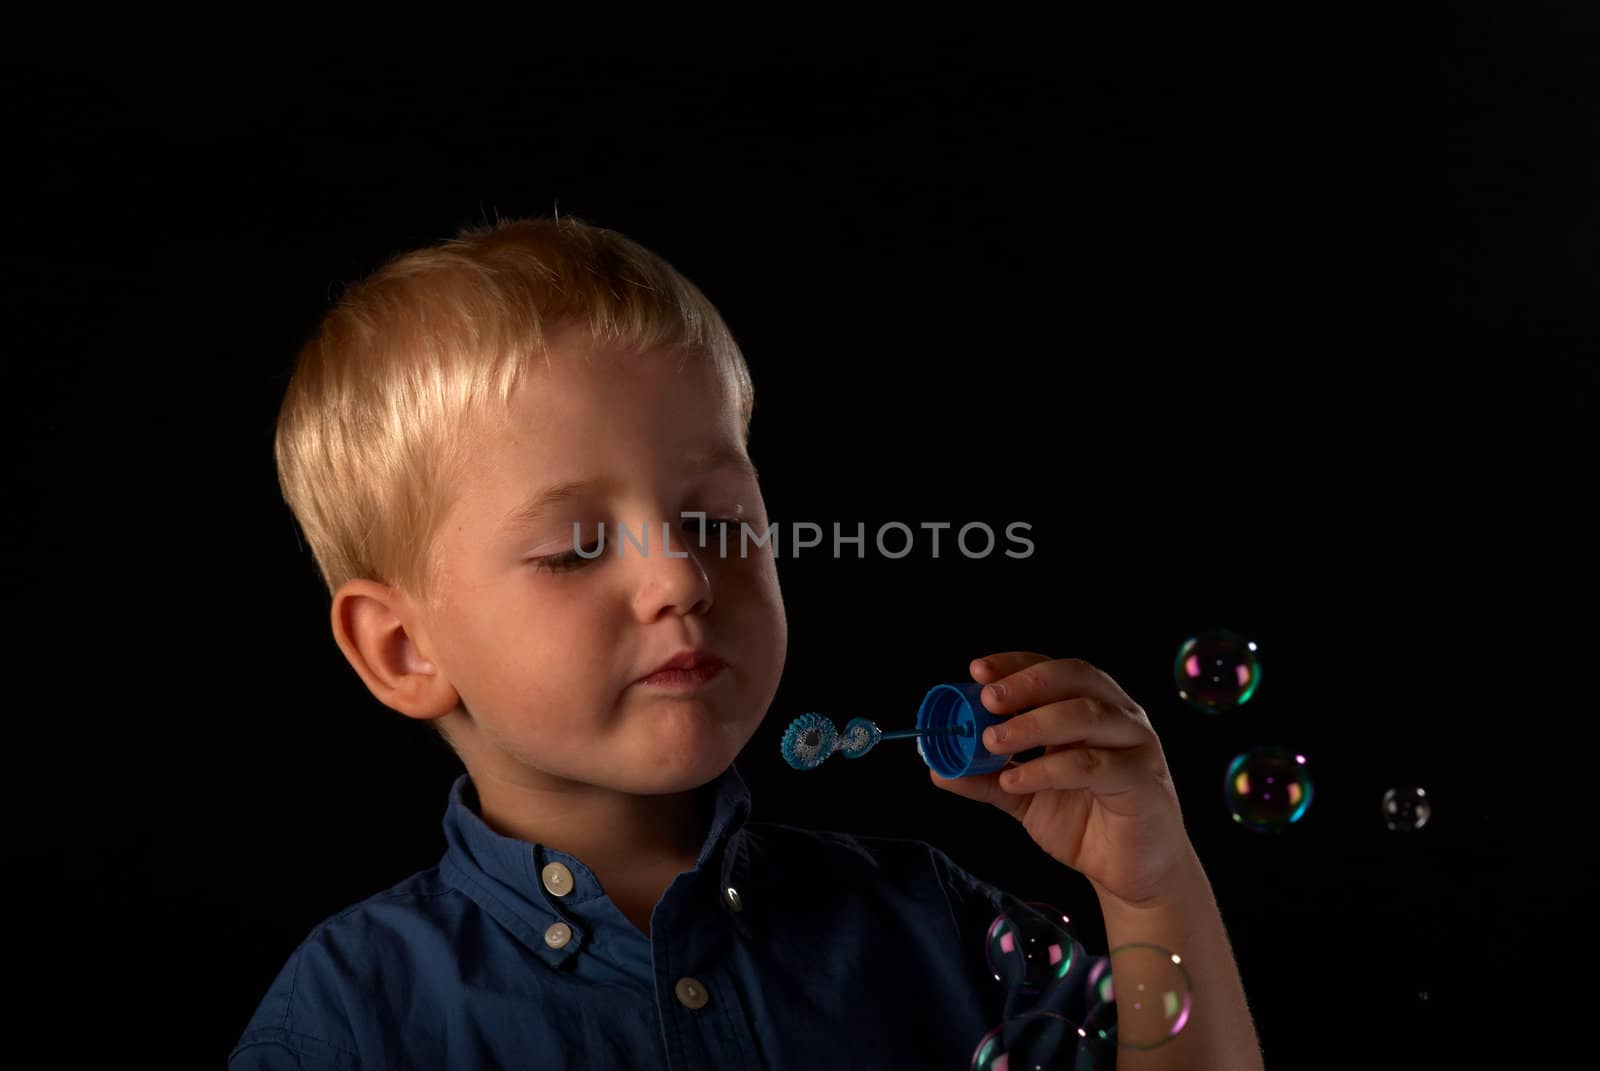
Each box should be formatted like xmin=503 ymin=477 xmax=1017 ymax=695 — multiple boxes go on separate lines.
xmin=929 ymin=651 xmax=1196 ymax=908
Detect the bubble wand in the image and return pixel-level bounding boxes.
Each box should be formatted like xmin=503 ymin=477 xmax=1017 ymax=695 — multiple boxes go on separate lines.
xmin=779 ymin=713 xmax=969 ymax=770
xmin=779 ymin=683 xmax=1016 ymax=777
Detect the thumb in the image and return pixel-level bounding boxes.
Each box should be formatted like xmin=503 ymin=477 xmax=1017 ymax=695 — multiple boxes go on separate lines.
xmin=929 ymin=767 xmax=1026 ymax=821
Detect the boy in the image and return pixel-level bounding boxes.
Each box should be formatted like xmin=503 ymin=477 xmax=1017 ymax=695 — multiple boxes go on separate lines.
xmin=232 ymin=216 xmax=1263 ymax=1069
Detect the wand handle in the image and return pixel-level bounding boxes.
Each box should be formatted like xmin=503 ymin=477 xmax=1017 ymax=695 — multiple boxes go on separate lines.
xmin=877 ymin=725 xmax=970 ymax=742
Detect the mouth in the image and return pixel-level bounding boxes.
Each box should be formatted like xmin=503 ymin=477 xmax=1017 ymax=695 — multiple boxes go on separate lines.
xmin=636 ymin=651 xmax=728 ymax=692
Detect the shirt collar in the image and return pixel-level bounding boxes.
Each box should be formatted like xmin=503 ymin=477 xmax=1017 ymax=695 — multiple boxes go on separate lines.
xmin=438 ymin=762 xmax=754 ymax=966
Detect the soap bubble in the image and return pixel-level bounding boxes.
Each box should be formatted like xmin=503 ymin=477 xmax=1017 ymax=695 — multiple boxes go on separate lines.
xmin=1382 ymin=786 xmax=1431 ymax=831
xmin=1224 ymin=747 xmax=1312 ymax=831
xmin=985 ymin=900 xmax=1077 ymax=996
xmin=970 ymin=1010 xmax=1105 ymax=1071
xmin=1173 ymin=630 xmax=1261 ymax=713
xmin=1081 ymin=943 xmax=1193 ymax=1051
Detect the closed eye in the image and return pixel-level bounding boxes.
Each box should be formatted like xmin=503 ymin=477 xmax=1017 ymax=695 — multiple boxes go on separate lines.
xmin=532 ymin=518 xmax=743 ymax=572
xmin=530 ymin=537 xmax=605 ymax=573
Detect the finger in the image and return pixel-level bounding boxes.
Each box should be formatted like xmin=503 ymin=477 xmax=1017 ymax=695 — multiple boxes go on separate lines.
xmin=929 ymin=767 xmax=1027 ymax=821
xmin=970 ymin=651 xmax=1053 ymax=686
xmin=999 ymin=745 xmax=1151 ymax=800
xmin=981 ymin=657 xmax=1141 ymax=718
xmin=983 ymin=696 xmax=1152 ymax=755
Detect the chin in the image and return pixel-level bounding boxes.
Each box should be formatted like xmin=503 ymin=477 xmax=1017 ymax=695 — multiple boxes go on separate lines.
xmin=629 ymin=735 xmax=739 ymax=791
xmin=622 ymin=767 xmax=722 ymax=798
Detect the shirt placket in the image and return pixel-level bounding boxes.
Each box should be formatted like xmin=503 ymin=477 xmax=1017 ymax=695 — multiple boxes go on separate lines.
xmin=653 ymin=832 xmax=766 ymax=1071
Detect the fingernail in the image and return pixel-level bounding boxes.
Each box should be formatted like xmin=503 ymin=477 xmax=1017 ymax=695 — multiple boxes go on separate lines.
xmin=987 ymin=724 xmax=1007 ymax=746
xmin=985 ymin=682 xmax=1006 ymax=702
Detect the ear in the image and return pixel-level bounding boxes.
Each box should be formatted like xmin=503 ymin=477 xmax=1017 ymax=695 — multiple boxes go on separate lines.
xmin=330 ymin=579 xmax=460 ymax=721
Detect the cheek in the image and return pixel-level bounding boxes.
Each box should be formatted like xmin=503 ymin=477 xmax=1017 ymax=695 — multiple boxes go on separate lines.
xmin=535 ymin=597 xmax=628 ymax=685
xmin=718 ymin=556 xmax=787 ymax=650
xmin=464 ymin=582 xmax=585 ymax=675
xmin=736 ymin=560 xmax=788 ymax=703
xmin=755 ymin=556 xmax=786 ymax=624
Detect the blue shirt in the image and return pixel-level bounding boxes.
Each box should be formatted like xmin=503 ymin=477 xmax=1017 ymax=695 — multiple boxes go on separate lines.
xmin=230 ymin=763 xmax=1105 ymax=1070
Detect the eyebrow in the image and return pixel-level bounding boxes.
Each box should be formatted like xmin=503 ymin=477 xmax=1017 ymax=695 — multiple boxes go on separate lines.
xmin=497 ymin=445 xmax=760 ymax=538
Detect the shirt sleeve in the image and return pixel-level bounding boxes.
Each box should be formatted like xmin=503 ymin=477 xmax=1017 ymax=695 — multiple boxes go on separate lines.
xmin=229 ymin=938 xmax=361 ymax=1071
xmin=927 ymin=844 xmax=1111 ymax=1059
xmin=228 ymin=1029 xmax=358 ymax=1071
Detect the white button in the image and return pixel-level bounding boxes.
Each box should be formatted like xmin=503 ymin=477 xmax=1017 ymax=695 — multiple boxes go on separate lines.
xmin=674 ymin=977 xmax=709 ymax=1009
xmin=723 ymin=886 xmax=743 ymax=912
xmin=543 ymin=922 xmax=572 ymax=949
xmin=542 ymin=862 xmax=574 ymax=896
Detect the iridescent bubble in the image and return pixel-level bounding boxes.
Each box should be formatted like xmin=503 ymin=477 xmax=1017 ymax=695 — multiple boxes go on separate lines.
xmin=1382 ymin=786 xmax=1431 ymax=832
xmin=1173 ymin=630 xmax=1261 ymax=713
xmin=970 ymin=1011 xmax=1101 ymax=1071
xmin=1086 ymin=955 xmax=1116 ymax=1007
xmin=1081 ymin=943 xmax=1194 ymax=1051
xmin=1224 ymin=747 xmax=1313 ymax=831
xmin=985 ymin=901 xmax=1076 ymax=996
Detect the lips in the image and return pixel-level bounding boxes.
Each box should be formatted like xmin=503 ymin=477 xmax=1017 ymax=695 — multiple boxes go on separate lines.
xmin=636 ymin=649 xmax=728 ymax=689
xmin=641 ymin=649 xmax=726 ymax=679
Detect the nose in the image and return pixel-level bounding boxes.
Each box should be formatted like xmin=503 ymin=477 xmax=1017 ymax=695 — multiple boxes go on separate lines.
xmin=626 ymin=517 xmax=713 ymax=621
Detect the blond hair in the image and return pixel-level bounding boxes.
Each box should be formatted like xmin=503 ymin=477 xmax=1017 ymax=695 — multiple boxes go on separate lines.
xmin=274 ymin=215 xmax=755 ymax=607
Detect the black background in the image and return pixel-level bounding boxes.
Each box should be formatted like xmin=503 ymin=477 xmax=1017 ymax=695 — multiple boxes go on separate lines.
xmin=10 ymin=2 xmax=1594 ymax=1067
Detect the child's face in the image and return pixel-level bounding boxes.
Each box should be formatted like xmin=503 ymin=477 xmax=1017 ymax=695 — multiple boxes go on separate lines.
xmin=414 ymin=336 xmax=786 ymax=796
